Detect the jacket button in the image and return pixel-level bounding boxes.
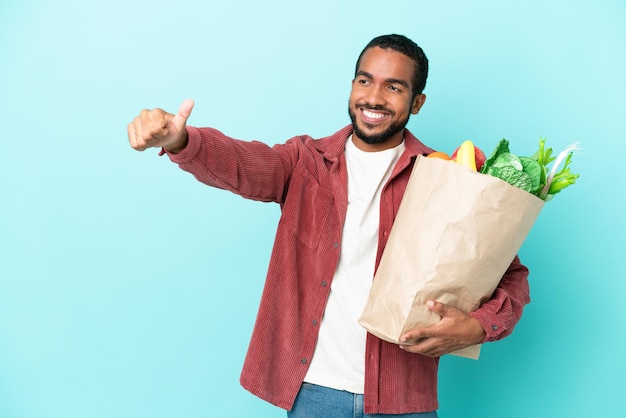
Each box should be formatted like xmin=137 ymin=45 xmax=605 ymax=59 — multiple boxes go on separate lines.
xmin=301 ymin=358 xmax=307 ymax=364
xmin=491 ymin=324 xmax=499 ymax=331
xmin=321 ymin=281 xmax=327 ymax=287
xmin=333 ymin=242 xmax=339 ymax=249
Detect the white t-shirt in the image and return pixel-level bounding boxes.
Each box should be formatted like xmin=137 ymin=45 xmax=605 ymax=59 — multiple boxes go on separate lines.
xmin=303 ymin=136 xmax=405 ymax=394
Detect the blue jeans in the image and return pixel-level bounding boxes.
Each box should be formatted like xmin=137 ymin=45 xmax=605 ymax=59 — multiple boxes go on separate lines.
xmin=287 ymin=383 xmax=438 ymax=418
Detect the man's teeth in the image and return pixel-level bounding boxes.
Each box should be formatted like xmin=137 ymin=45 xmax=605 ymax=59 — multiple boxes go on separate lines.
xmin=363 ymin=109 xmax=386 ymax=119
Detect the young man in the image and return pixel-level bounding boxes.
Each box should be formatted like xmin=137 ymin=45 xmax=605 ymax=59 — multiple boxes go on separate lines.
xmin=127 ymin=34 xmax=530 ymax=417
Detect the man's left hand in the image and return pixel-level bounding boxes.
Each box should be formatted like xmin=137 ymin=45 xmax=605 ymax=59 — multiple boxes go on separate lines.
xmin=399 ymin=300 xmax=486 ymax=357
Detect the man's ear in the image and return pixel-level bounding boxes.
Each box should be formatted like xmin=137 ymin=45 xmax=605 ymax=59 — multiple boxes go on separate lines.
xmin=411 ymin=94 xmax=427 ymax=114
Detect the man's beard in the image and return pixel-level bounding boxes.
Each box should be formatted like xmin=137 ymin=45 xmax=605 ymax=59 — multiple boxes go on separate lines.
xmin=349 ymin=104 xmax=410 ymax=145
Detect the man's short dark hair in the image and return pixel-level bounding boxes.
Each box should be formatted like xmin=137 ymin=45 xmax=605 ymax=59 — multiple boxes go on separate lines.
xmin=355 ymin=34 xmax=429 ymax=98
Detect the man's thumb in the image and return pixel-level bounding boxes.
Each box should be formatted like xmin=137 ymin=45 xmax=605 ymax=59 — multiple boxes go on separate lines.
xmin=171 ymin=98 xmax=194 ymax=130
xmin=426 ymin=300 xmax=448 ymax=317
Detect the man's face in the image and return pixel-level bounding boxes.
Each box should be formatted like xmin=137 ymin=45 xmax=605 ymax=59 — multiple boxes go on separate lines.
xmin=349 ymin=47 xmax=426 ymax=151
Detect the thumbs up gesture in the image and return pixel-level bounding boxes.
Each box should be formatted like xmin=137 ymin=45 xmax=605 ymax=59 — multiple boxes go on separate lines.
xmin=127 ymin=99 xmax=195 ymax=153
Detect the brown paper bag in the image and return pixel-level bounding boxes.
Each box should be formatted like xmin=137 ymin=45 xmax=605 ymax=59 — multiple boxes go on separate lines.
xmin=358 ymin=155 xmax=544 ymax=359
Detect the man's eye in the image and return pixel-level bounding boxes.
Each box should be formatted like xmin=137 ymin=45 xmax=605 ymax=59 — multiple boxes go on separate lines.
xmin=389 ymin=85 xmax=401 ymax=92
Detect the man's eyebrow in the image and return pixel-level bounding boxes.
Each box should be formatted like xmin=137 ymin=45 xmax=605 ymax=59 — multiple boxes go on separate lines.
xmin=355 ymin=70 xmax=410 ymax=89
xmin=356 ymin=70 xmax=374 ymax=79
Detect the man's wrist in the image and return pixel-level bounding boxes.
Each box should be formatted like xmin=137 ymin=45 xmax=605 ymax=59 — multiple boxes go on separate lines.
xmin=164 ymin=130 xmax=189 ymax=154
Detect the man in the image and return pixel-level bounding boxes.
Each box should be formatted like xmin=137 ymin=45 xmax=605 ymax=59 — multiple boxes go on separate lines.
xmin=127 ymin=34 xmax=530 ymax=417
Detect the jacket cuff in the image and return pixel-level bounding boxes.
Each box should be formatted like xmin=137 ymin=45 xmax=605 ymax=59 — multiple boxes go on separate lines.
xmin=469 ymin=311 xmax=505 ymax=343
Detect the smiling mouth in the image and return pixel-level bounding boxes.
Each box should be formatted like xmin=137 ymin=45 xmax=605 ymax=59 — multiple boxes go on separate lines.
xmin=360 ymin=107 xmax=390 ymax=123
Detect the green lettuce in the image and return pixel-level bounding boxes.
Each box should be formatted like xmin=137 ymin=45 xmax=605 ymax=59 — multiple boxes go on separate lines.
xmin=480 ymin=138 xmax=580 ymax=201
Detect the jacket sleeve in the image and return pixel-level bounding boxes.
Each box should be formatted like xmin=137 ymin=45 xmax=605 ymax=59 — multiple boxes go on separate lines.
xmin=469 ymin=255 xmax=530 ymax=342
xmin=164 ymin=126 xmax=300 ymax=204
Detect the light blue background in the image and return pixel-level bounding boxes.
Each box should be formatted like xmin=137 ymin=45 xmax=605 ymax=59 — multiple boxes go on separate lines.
xmin=1 ymin=1 xmax=624 ymax=417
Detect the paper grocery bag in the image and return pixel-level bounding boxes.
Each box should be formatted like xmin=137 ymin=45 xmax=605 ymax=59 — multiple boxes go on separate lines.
xmin=358 ymin=155 xmax=544 ymax=359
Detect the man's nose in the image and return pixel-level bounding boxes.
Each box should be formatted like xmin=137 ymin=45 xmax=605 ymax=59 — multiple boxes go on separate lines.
xmin=365 ymin=85 xmax=386 ymax=107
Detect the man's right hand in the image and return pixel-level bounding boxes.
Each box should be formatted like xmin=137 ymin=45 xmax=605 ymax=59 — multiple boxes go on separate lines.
xmin=127 ymin=99 xmax=195 ymax=153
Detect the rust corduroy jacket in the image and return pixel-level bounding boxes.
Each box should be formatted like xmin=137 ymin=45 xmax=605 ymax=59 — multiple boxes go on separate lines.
xmin=165 ymin=124 xmax=531 ymax=414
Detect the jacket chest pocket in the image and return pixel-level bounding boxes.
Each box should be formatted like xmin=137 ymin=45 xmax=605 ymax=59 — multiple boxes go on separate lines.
xmin=282 ymin=169 xmax=335 ymax=250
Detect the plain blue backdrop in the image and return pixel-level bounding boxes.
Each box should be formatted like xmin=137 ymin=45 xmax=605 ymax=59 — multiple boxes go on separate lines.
xmin=1 ymin=1 xmax=624 ymax=417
